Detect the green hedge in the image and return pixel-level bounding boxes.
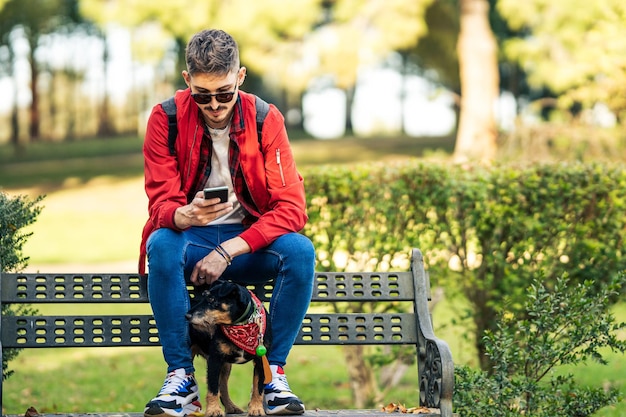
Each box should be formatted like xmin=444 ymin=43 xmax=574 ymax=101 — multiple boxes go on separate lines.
xmin=1 ymin=192 xmax=43 ymax=380
xmin=302 ymin=160 xmax=626 ymax=369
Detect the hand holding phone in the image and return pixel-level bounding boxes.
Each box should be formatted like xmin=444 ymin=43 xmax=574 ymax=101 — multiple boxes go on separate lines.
xmin=203 ymin=186 xmax=229 ymax=203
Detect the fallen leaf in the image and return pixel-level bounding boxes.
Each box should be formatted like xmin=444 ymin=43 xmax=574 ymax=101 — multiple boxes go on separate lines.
xmin=382 ymin=402 xmax=399 ymax=413
xmin=25 ymin=407 xmax=40 ymax=417
xmin=409 ymin=406 xmax=430 ymax=413
xmin=382 ymin=402 xmax=410 ymax=413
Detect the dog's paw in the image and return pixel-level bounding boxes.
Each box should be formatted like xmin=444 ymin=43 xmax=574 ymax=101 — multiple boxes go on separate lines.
xmin=247 ymin=400 xmax=265 ymax=416
xmin=203 ymin=405 xmax=225 ymax=417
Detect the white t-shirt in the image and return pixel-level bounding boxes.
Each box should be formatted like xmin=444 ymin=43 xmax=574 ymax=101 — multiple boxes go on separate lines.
xmin=205 ymin=125 xmax=245 ymax=225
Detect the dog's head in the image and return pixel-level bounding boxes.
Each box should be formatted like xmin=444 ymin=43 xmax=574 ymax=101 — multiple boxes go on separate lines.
xmin=186 ymin=281 xmax=254 ymax=330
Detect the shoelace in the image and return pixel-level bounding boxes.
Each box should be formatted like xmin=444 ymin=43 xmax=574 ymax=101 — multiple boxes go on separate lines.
xmin=270 ymin=374 xmax=292 ymax=393
xmin=159 ymin=371 xmax=190 ymax=395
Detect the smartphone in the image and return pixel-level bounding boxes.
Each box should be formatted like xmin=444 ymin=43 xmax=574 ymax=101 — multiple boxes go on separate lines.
xmin=203 ymin=186 xmax=229 ymax=203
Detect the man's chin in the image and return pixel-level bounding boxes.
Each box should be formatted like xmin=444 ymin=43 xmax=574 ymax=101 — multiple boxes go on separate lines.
xmin=203 ymin=109 xmax=231 ymax=129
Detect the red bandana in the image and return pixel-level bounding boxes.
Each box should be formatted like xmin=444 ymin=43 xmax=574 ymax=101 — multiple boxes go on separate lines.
xmin=220 ymin=291 xmax=266 ymax=355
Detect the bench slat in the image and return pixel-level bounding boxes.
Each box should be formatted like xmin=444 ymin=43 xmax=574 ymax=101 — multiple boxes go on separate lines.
xmin=1 ymin=313 xmax=417 ymax=348
xmin=0 ymin=273 xmax=148 ymax=303
xmin=0 ymin=272 xmax=415 ymax=303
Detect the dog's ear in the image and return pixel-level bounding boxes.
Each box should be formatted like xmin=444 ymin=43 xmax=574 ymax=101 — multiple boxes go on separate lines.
xmin=235 ymin=285 xmax=251 ymax=307
xmin=210 ymin=280 xmax=238 ymax=299
xmin=211 ymin=281 xmax=251 ymax=310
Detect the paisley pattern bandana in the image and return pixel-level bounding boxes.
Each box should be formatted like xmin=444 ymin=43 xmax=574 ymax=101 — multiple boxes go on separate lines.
xmin=220 ymin=291 xmax=266 ymax=356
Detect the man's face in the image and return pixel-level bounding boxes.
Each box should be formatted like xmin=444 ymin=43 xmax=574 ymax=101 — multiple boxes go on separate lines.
xmin=183 ymin=67 xmax=245 ymax=129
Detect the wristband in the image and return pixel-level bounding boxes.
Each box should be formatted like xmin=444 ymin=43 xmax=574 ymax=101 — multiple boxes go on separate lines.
xmin=215 ymin=244 xmax=233 ymax=265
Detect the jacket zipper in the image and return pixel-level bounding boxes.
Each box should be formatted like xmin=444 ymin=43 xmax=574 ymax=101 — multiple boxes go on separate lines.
xmin=186 ymin=124 xmax=200 ymax=179
xmin=276 ymin=148 xmax=286 ymax=187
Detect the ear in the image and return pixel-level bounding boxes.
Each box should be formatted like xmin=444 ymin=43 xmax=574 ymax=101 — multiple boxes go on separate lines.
xmin=212 ymin=280 xmax=237 ymax=299
xmin=182 ymin=70 xmax=191 ymax=87
xmin=237 ymin=67 xmax=247 ymax=87
xmin=236 ymin=285 xmax=250 ymax=307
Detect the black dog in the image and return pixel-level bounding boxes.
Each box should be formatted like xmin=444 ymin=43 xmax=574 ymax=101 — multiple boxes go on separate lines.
xmin=186 ymin=280 xmax=272 ymax=417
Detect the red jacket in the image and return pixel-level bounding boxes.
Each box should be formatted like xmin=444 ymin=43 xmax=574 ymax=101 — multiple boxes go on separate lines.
xmin=139 ymin=89 xmax=308 ymax=273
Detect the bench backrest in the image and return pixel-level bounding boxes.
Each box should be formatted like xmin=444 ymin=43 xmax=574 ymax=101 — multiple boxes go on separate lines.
xmin=1 ymin=272 xmax=417 ymax=348
xmin=0 ymin=248 xmax=454 ymax=416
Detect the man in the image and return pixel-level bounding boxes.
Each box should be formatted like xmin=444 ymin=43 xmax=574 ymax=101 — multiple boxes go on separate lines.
xmin=139 ymin=29 xmax=315 ymax=417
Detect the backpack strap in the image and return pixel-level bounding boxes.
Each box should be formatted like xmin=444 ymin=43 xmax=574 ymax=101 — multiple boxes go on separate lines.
xmin=162 ymin=94 xmax=269 ymax=156
xmin=255 ymin=95 xmax=270 ymax=150
xmin=161 ymin=96 xmax=177 ymax=156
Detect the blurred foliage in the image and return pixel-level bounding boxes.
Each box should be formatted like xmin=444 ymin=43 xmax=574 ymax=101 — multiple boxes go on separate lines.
xmin=0 ymin=0 xmax=452 ymax=139
xmin=498 ymin=0 xmax=626 ymax=120
xmin=411 ymin=0 xmax=460 ymax=92
xmin=0 ymin=0 xmax=89 ymax=140
xmin=1 ymin=0 xmax=625 ymax=153
xmin=454 ymin=273 xmax=625 ymax=416
xmin=80 ymin=0 xmax=324 ymax=91
xmin=311 ymin=0 xmax=434 ymax=89
xmin=302 ymin=160 xmax=626 ymax=370
xmin=79 ymin=0 xmax=434 ymax=95
xmin=0 ymin=0 xmax=82 ymax=42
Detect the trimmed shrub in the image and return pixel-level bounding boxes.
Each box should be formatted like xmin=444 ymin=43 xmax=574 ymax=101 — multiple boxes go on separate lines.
xmin=0 ymin=191 xmax=43 ymax=380
xmin=303 ymin=160 xmax=626 ymax=370
xmin=453 ymin=272 xmax=625 ymax=416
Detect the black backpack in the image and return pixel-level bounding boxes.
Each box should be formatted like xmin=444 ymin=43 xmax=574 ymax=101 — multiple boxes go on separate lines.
xmin=161 ymin=95 xmax=270 ymax=156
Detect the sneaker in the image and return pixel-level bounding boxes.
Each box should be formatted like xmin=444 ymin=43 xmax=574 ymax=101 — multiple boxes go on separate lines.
xmin=144 ymin=368 xmax=202 ymax=417
xmin=263 ymin=365 xmax=305 ymax=415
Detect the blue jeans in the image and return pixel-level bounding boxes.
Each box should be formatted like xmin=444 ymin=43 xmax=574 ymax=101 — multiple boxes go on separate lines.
xmin=146 ymin=224 xmax=315 ymax=374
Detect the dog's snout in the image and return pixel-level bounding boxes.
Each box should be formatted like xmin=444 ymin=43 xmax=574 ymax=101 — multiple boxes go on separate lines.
xmin=185 ymin=313 xmax=193 ymax=321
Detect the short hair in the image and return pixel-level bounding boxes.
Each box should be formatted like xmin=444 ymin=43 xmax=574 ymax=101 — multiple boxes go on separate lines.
xmin=185 ymin=29 xmax=240 ymax=76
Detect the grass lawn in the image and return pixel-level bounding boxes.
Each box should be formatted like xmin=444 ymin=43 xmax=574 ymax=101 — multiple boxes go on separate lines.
xmin=4 ymin=345 xmax=389 ymax=414
xmin=1 ymin=135 xmax=625 ymax=415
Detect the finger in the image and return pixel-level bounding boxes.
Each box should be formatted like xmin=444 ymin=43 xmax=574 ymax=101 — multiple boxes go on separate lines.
xmin=204 ymin=197 xmax=223 ymax=206
xmin=198 ymin=206 xmax=233 ymax=225
xmin=190 ymin=265 xmax=202 ymax=285
xmin=204 ymin=201 xmax=233 ymax=211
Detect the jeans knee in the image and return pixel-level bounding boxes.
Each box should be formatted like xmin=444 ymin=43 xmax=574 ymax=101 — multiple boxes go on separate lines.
xmin=298 ymin=235 xmax=316 ymax=264
xmin=281 ymin=233 xmax=315 ymax=265
xmin=147 ymin=228 xmax=184 ymax=270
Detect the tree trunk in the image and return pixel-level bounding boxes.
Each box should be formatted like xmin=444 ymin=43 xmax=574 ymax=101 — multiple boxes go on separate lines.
xmin=472 ymin=286 xmax=496 ymax=372
xmin=343 ymin=345 xmax=377 ymax=408
xmin=97 ymin=32 xmax=115 ymax=137
xmin=344 ymin=86 xmax=355 ymax=136
xmin=8 ymin=45 xmax=22 ymax=154
xmin=29 ymin=40 xmax=40 ymax=142
xmin=454 ymin=0 xmax=499 ymax=163
xmin=28 ymin=39 xmax=40 ymax=141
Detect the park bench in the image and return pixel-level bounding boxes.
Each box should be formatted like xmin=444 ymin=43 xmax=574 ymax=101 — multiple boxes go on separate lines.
xmin=0 ymin=248 xmax=455 ymax=417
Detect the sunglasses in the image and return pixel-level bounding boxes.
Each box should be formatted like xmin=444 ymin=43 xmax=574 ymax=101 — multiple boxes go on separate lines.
xmin=191 ymin=84 xmax=238 ymax=105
